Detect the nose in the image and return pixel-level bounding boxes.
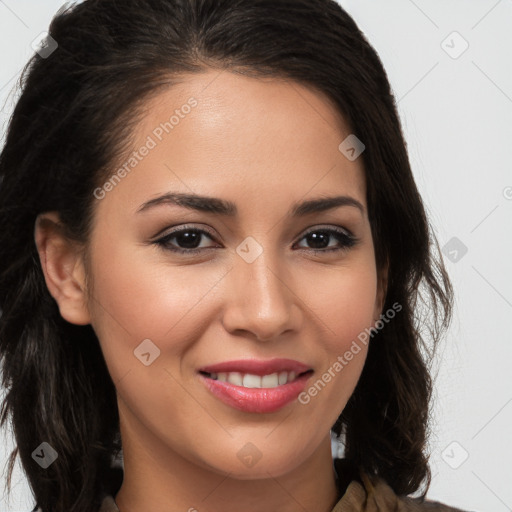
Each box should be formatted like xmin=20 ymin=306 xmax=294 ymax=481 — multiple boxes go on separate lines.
xmin=221 ymin=252 xmax=302 ymax=342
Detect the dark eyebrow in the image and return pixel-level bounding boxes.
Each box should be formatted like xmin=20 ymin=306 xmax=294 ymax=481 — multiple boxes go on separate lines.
xmin=136 ymin=192 xmax=365 ymax=217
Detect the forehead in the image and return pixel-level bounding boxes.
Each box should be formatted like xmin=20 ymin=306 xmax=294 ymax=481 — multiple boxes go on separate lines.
xmin=95 ymin=69 xmax=367 ymax=220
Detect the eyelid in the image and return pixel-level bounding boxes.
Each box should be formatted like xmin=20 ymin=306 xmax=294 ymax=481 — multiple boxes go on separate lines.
xmin=294 ymin=225 xmax=358 ymax=252
xmin=152 ymin=222 xmax=358 ymax=255
xmin=301 ymin=224 xmax=353 ymax=237
xmin=151 ymin=223 xmax=217 ymax=241
xmin=153 ymin=223 xmax=354 ymax=240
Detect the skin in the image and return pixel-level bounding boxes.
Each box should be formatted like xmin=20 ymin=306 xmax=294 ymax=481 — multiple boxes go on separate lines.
xmin=35 ymin=69 xmax=387 ymax=512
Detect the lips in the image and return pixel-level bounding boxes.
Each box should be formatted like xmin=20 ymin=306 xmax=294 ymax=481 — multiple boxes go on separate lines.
xmin=197 ymin=358 xmax=314 ymax=413
xmin=198 ymin=358 xmax=311 ymax=376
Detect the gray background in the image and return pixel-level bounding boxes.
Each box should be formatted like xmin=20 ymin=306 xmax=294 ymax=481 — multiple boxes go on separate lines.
xmin=1 ymin=1 xmax=511 ymax=511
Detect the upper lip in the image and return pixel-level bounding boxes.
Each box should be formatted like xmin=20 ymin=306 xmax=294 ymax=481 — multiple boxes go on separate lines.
xmin=198 ymin=358 xmax=312 ymax=376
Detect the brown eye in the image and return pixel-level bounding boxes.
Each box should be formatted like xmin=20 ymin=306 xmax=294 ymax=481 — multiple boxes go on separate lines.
xmin=154 ymin=227 xmax=219 ymax=254
xmin=294 ymin=227 xmax=358 ymax=253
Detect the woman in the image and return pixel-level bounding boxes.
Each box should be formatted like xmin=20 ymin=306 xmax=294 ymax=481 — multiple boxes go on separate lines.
xmin=0 ymin=1 xmax=471 ymax=511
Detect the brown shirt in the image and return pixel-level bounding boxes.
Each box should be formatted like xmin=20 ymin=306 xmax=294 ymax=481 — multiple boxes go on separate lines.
xmin=97 ymin=459 xmax=472 ymax=512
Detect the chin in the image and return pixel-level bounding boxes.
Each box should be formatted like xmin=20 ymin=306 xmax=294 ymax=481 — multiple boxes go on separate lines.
xmin=201 ymin=445 xmax=308 ymax=480
xmin=223 ymin=461 xmax=298 ymax=481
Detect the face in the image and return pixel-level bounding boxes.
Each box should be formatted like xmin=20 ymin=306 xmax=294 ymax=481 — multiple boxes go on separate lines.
xmin=62 ymin=70 xmax=385 ymax=479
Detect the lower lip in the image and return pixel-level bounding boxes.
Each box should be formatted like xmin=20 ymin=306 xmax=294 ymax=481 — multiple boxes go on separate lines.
xmin=199 ymin=372 xmax=312 ymax=413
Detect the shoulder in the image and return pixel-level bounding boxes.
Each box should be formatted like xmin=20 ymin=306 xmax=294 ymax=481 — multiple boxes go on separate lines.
xmin=98 ymin=495 xmax=119 ymax=512
xmin=31 ymin=494 xmax=119 ymax=512
xmin=97 ymin=465 xmax=123 ymax=512
xmin=333 ymin=458 xmax=474 ymax=512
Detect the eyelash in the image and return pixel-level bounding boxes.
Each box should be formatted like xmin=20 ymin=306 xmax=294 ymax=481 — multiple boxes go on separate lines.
xmin=153 ymin=224 xmax=359 ymax=255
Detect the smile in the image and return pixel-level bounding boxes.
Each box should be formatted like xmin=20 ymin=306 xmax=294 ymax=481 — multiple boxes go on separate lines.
xmin=197 ymin=358 xmax=314 ymax=413
xmin=202 ymin=370 xmax=301 ymax=388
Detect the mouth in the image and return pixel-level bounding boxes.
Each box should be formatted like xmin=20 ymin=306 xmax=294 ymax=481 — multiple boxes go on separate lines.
xmin=197 ymin=358 xmax=314 ymax=413
xmin=198 ymin=369 xmax=313 ymax=388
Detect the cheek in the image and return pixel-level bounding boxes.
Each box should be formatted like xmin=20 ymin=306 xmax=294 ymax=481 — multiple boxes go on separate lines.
xmin=298 ymin=262 xmax=376 ymax=409
xmin=86 ymin=239 xmax=228 ymax=377
xmin=88 ymin=229 xmax=378 ymax=386
xmin=303 ymin=260 xmax=378 ymax=350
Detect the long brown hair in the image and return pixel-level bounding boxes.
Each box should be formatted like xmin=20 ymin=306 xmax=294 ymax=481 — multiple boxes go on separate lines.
xmin=0 ymin=1 xmax=453 ymax=510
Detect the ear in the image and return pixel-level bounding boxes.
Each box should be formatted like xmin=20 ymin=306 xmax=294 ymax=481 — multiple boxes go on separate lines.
xmin=372 ymin=257 xmax=389 ymax=324
xmin=34 ymin=212 xmax=91 ymax=325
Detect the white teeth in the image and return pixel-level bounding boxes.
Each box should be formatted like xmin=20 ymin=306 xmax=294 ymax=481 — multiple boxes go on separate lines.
xmin=261 ymin=373 xmax=279 ymax=388
xmin=242 ymin=374 xmax=261 ymax=388
xmin=227 ymin=372 xmax=243 ymax=386
xmin=208 ymin=371 xmax=300 ymax=388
